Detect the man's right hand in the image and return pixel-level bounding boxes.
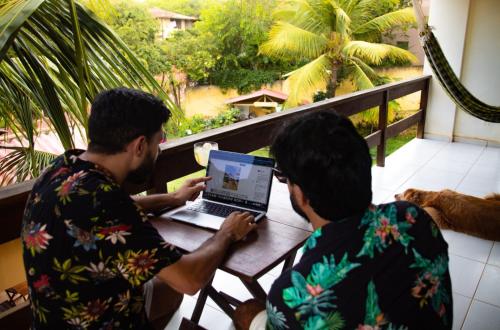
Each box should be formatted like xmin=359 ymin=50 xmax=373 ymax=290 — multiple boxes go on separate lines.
xmin=219 ymin=211 xmax=257 ymax=242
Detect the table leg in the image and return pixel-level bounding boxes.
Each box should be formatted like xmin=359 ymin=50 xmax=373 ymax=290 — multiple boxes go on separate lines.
xmin=282 ymin=250 xmax=297 ymax=273
xmin=241 ymin=279 xmax=267 ymax=301
xmin=219 ymin=291 xmax=242 ymax=307
xmin=206 ymin=286 xmax=235 ymax=318
xmin=190 ymin=276 xmax=213 ymax=323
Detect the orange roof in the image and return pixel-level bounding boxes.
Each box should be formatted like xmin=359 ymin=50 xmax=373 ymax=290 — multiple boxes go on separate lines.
xmin=225 ymin=89 xmax=288 ymax=104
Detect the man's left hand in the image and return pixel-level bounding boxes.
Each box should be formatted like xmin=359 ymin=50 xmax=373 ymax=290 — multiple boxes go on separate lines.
xmin=171 ymin=176 xmax=211 ymax=206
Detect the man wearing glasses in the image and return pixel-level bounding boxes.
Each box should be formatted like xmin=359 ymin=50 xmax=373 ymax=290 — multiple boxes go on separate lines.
xmin=21 ymin=88 xmax=256 ymax=329
xmin=235 ymin=111 xmax=452 ymax=329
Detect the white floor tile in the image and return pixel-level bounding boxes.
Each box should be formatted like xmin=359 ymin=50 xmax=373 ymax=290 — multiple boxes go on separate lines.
xmin=371 ymin=164 xmax=420 ymax=190
xmin=462 ymin=300 xmax=500 ymax=330
xmin=487 ymin=242 xmax=500 ymax=267
xmin=475 ymin=147 xmax=500 ymax=168
xmin=467 ymin=164 xmax=500 ymax=182
xmin=458 ymin=176 xmax=500 ymax=195
xmin=441 ymin=229 xmax=458 ymax=246
xmin=449 ymin=254 xmax=485 ymax=298
xmin=448 ymin=233 xmax=493 ymax=263
xmin=453 ymin=293 xmax=472 ymax=330
xmin=426 ymin=157 xmax=474 ymax=175
xmin=372 ymin=186 xmax=394 ymax=204
xmin=474 ymin=265 xmax=500 ymax=307
xmin=407 ymin=166 xmax=465 ymax=188
xmin=165 ymin=295 xmax=234 ymax=330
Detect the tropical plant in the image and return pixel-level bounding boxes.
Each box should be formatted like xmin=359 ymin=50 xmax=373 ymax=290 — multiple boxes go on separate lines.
xmin=260 ymin=0 xmax=417 ymax=107
xmin=0 ymin=0 xmax=180 ymax=186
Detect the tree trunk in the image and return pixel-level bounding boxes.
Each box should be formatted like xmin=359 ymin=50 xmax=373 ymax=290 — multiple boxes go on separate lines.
xmin=326 ymin=65 xmax=339 ymax=98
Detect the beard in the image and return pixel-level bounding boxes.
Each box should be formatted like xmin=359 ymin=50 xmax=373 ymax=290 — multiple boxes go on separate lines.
xmin=290 ymin=194 xmax=310 ymax=223
xmin=125 ymin=151 xmax=156 ymax=185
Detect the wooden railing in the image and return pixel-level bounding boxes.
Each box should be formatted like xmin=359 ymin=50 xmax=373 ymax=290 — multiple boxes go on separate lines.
xmin=0 ymin=75 xmax=430 ymax=245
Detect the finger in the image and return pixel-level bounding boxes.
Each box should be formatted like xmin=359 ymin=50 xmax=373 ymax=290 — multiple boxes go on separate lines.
xmin=189 ymin=176 xmax=212 ymax=185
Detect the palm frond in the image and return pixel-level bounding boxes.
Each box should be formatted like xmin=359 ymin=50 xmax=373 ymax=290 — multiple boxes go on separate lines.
xmin=343 ymin=40 xmax=417 ymax=65
xmin=354 ymin=7 xmax=416 ymax=35
xmin=329 ymin=0 xmax=352 ymax=37
xmin=0 ymin=147 xmax=57 ymax=186
xmin=274 ymin=0 xmax=331 ymax=35
xmin=0 ymin=0 xmax=182 ymax=147
xmin=346 ymin=60 xmax=374 ymax=91
xmin=260 ymin=21 xmax=329 ymax=59
xmin=283 ymin=54 xmax=332 ymax=107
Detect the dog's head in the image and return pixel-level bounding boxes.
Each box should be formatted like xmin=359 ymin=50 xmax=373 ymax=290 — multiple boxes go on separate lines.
xmin=395 ymin=188 xmax=427 ymax=206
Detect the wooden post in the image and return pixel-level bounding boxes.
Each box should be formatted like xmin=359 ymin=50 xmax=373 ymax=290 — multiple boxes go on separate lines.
xmin=377 ymin=91 xmax=389 ymax=167
xmin=417 ymin=78 xmax=429 ymax=139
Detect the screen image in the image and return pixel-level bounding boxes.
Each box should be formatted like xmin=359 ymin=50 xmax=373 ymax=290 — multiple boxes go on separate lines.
xmin=203 ymin=150 xmax=274 ymax=211
xmin=222 ymin=165 xmax=241 ymax=190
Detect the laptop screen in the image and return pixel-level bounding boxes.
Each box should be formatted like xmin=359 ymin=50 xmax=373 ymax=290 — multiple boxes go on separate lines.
xmin=203 ymin=150 xmax=275 ymax=211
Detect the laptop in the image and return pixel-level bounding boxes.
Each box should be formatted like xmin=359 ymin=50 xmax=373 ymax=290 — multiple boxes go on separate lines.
xmin=161 ymin=150 xmax=275 ymax=230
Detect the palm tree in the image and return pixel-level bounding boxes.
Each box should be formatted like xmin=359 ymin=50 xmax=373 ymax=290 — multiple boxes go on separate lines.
xmin=0 ymin=0 xmax=181 ymax=185
xmin=260 ymin=0 xmax=417 ymax=107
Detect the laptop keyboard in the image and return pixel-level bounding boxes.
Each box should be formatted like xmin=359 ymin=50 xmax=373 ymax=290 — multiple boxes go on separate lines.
xmin=187 ymin=201 xmax=261 ymax=218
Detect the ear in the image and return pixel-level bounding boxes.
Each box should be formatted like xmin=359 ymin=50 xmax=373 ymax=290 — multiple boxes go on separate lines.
xmin=127 ymin=135 xmax=147 ymax=157
xmin=290 ymin=183 xmax=310 ymax=209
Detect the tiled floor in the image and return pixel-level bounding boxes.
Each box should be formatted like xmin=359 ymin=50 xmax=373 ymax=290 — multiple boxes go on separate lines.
xmin=165 ymin=139 xmax=500 ymax=330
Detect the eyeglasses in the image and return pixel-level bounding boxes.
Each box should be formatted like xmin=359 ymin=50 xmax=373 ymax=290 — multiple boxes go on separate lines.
xmin=272 ymin=167 xmax=288 ymax=183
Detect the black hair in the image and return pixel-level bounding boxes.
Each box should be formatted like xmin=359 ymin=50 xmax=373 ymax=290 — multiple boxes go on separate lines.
xmin=270 ymin=111 xmax=372 ymax=221
xmin=88 ymin=88 xmax=170 ymax=154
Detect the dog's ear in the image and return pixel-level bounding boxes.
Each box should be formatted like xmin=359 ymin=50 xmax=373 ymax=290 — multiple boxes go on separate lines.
xmin=402 ymin=188 xmax=416 ymax=202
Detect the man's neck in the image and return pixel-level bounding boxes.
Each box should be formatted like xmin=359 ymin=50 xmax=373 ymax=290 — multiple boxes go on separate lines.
xmin=78 ymin=150 xmax=129 ymax=185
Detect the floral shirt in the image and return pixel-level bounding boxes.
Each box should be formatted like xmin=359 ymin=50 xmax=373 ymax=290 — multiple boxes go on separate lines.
xmin=21 ymin=150 xmax=183 ymax=329
xmin=266 ymin=202 xmax=452 ymax=330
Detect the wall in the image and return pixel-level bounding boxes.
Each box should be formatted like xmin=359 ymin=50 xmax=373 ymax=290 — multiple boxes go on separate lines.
xmin=424 ymin=0 xmax=500 ymax=144
xmin=0 ymin=239 xmax=26 ymax=291
xmin=453 ymin=0 xmax=500 ymax=145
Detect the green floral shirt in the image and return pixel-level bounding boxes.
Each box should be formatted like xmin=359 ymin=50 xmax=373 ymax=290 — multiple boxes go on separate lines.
xmin=266 ymin=202 xmax=452 ymax=330
xmin=21 ymin=150 xmax=183 ymax=329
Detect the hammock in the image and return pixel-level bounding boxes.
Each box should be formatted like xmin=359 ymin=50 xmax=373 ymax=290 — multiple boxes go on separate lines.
xmin=412 ymin=1 xmax=500 ymax=123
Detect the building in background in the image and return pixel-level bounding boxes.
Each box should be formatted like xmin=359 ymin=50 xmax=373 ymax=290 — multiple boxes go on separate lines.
xmin=149 ymin=7 xmax=197 ymax=39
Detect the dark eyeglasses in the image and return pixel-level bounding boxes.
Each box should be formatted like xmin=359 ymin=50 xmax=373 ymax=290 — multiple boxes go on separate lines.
xmin=272 ymin=167 xmax=288 ymax=183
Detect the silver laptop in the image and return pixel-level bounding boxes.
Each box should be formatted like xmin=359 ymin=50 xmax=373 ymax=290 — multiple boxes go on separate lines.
xmin=162 ymin=150 xmax=275 ymax=230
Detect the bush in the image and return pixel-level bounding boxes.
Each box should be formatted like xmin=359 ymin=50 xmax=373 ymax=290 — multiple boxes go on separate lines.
xmin=210 ymin=69 xmax=281 ymax=94
xmin=178 ymin=108 xmax=241 ymax=137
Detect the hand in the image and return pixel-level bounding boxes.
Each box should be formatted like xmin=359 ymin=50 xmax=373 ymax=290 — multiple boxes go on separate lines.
xmin=172 ymin=177 xmax=211 ymax=206
xmin=219 ymin=212 xmax=257 ymax=243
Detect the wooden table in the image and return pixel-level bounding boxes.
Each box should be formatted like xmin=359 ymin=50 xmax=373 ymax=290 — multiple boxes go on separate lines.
xmin=150 ymin=178 xmax=312 ymax=323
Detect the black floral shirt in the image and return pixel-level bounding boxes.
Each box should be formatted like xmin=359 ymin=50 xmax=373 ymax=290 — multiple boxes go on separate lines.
xmin=266 ymin=202 xmax=452 ymax=330
xmin=21 ymin=150 xmax=183 ymax=329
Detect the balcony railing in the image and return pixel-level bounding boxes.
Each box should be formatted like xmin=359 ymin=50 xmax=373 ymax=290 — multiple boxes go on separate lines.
xmin=0 ymin=75 xmax=430 ymax=246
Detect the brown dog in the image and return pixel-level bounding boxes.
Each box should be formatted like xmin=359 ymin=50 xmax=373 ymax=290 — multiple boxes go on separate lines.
xmin=395 ymin=189 xmax=500 ymax=241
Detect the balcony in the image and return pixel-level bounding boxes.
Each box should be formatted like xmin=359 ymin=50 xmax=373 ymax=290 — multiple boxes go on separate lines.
xmin=1 ymin=73 xmax=499 ymax=329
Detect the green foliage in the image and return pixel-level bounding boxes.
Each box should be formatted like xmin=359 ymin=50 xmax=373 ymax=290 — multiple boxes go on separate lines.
xmin=177 ymin=108 xmax=241 ymax=137
xmin=105 ymin=2 xmax=169 ymax=76
xmin=260 ymin=0 xmax=417 ymax=107
xmin=192 ymin=0 xmax=296 ymax=90
xmin=162 ymin=29 xmax=216 ymax=82
xmin=211 ymin=69 xmax=281 ymax=94
xmin=0 ymin=0 xmax=179 ymax=186
xmin=146 ymin=0 xmax=202 ymax=17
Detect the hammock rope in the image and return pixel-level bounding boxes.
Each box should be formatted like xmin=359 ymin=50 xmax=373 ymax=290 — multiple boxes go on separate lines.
xmin=412 ymin=0 xmax=500 ymax=123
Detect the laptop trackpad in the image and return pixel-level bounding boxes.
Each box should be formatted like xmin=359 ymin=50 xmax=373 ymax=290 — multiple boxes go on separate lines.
xmin=165 ymin=208 xmax=224 ymax=230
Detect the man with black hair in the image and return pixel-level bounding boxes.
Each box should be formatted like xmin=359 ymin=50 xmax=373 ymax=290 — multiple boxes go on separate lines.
xmin=234 ymin=111 xmax=452 ymax=329
xmin=22 ymin=88 xmax=256 ymax=329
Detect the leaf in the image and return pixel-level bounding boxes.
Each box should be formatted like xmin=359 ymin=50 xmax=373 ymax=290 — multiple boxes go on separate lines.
xmin=364 ymin=281 xmax=381 ymax=325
